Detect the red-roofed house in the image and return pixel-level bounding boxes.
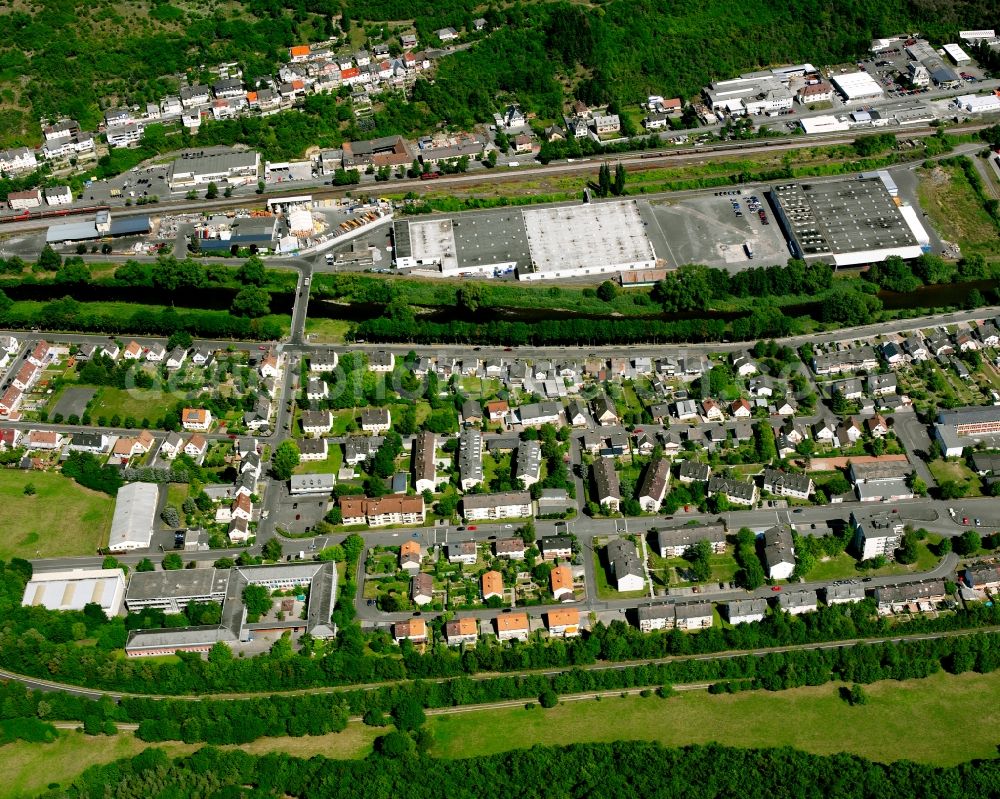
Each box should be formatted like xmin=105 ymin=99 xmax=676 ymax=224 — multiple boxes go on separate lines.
xmin=28 ymin=340 xmax=53 ymax=368
xmin=12 ymin=362 xmax=38 ymax=391
xmin=123 ymin=340 xmax=143 ymax=360
xmin=289 ymin=44 xmax=311 ymax=61
xmin=0 ymin=387 xmax=22 ymax=416
xmin=0 ymin=428 xmax=20 ymax=450
xmin=182 ymin=408 xmax=213 ymax=432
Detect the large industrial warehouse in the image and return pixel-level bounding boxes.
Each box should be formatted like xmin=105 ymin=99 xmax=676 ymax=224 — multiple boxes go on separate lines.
xmin=769 ymin=175 xmax=929 ymax=266
xmin=393 ymin=200 xmax=657 ymax=280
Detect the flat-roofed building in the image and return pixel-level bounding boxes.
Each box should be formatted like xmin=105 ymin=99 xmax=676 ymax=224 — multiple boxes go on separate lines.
xmin=107 ymin=482 xmax=160 ymax=552
xmin=851 ymin=511 xmax=904 ymax=560
xmin=125 ymin=568 xmax=231 ymax=613
xmin=22 ymin=568 xmax=126 ymax=615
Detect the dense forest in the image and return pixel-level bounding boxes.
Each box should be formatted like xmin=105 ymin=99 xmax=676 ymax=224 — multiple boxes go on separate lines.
xmin=37 ymin=742 xmax=1000 ymax=799
xmin=1 ymin=0 xmax=996 ymax=149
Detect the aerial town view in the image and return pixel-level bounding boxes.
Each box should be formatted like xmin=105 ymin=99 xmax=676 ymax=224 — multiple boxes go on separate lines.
xmin=2 ymin=1 xmax=1000 ymax=796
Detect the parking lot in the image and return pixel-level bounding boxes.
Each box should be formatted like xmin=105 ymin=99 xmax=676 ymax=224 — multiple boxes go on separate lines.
xmin=643 ymin=190 xmax=792 ymax=270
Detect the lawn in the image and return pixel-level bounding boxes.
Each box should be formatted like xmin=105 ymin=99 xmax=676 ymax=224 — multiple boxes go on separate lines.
xmin=928 ymin=459 xmax=982 ymax=497
xmin=294 ymin=445 xmax=343 ymax=476
xmin=654 ymin=552 xmax=739 ymax=587
xmin=427 ymin=669 xmax=1000 ymax=767
xmin=304 ymin=317 xmax=351 ymax=343
xmin=0 ymin=470 xmax=114 ymax=559
xmin=166 ymin=483 xmax=190 ymax=525
xmin=89 ymin=386 xmax=184 ymax=424
xmin=593 ymin=550 xmax=648 ymax=600
xmin=917 ymin=163 xmax=1000 ymax=257
xmin=804 ymin=537 xmax=941 ymax=582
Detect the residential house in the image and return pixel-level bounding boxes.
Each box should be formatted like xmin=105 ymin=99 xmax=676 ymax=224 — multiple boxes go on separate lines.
xmin=444 ymin=617 xmax=478 ymax=646
xmin=412 ymin=431 xmax=437 ymax=493
xmin=549 ymin=565 xmax=574 ymax=601
xmin=12 ymin=362 xmax=38 ymax=392
xmin=656 ymin=526 xmax=726 ymax=558
xmin=183 ymin=434 xmax=208 ymax=459
xmin=368 ymin=351 xmax=394 ymax=372
xmin=181 ymin=408 xmax=213 ymax=432
xmin=674 ymin=601 xmax=714 ymax=630
xmin=448 ymin=541 xmax=478 ymax=565
xmin=393 ymin=618 xmax=427 ymax=644
xmin=436 ymin=26 xmax=459 ymax=41
xmin=28 ymin=340 xmax=54 ymax=368
xmin=725 ymin=598 xmax=768 ymax=625
xmin=517 ymin=401 xmax=562 ymax=427
xmin=536 ymin=488 xmax=574 ymax=517
xmin=592 ymin=395 xmax=619 ymax=426
xmin=410 ymin=572 xmax=434 ymax=606
xmin=540 ymin=536 xmax=572 ymax=561
xmin=310 ymin=350 xmax=339 ymax=372
xmin=761 ymin=467 xmax=814 ymax=499
xmin=874 ymin=580 xmax=947 ymax=612
xmin=68 ymin=432 xmax=110 ymax=454
xmin=731 ymin=353 xmax=758 ymax=377
xmin=605 ymin=539 xmax=645 ymax=592
xmin=637 ymin=604 xmax=675 ymax=632
xmin=364 ymin=495 xmax=426 ymax=527
xmin=0 ymin=386 xmax=22 ymax=415
xmin=823 ymin=583 xmax=866 ymax=604
xmin=27 ymin=430 xmax=63 ymax=451
xmin=485 ymin=400 xmax=509 ymax=423
xmin=851 ymin=511 xmax=904 ymax=560
xmin=778 ymin=589 xmax=819 ymax=615
xmin=165 ymin=347 xmax=187 ymax=370
xmin=678 ymin=460 xmax=711 ymax=484
xmin=494 ymin=538 xmax=527 ymax=560
xmin=832 ymin=378 xmax=864 ymax=400
xmin=637 ymin=458 xmax=670 ymax=513
xmin=701 ymin=399 xmax=724 ymax=422
xmin=306 ymin=378 xmax=328 ymax=401
xmin=495 ymin=612 xmax=530 ymax=641
xmin=296 ymin=438 xmax=329 ymax=463
xmin=344 ymin=435 xmax=381 ymax=465
xmin=731 ymin=398 xmax=752 ymax=418
xmin=867 ymin=373 xmax=898 ymax=396
xmin=592 ymin=458 xmax=621 ymax=512
xmin=546 ymin=607 xmax=580 ymax=637
xmin=866 ymin=413 xmax=889 ymax=438
xmin=399 ymin=540 xmax=422 ymax=572
xmin=762 ymin=524 xmax=795 ymax=580
xmin=481 ymin=570 xmax=504 ymax=601
xmin=674 ymin=399 xmax=700 ymax=421
xmin=145 ymin=343 xmax=165 ymax=362
xmin=461 ymin=399 xmax=482 ymax=427
xmin=462 ymin=491 xmax=533 ymax=521
xmin=360 ymin=407 xmax=391 ymax=433
xmin=707 ymin=476 xmax=758 ymax=507
xmin=962 ymin=563 xmax=1000 ymax=592
xmin=514 ymin=440 xmax=542 ymax=487
xmin=459 ymin=430 xmax=484 ymax=490
xmin=301 ymin=410 xmax=333 ymax=437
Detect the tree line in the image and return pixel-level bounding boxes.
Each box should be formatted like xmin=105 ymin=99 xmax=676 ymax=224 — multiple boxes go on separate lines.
xmin=2 ymin=629 xmax=999 ymax=746
xmin=3 ymin=556 xmax=1000 ymax=698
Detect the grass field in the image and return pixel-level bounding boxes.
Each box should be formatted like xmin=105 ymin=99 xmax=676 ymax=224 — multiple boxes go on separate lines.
xmin=0 ymin=470 xmax=114 ymax=559
xmin=928 ymin=459 xmax=982 ymax=497
xmin=304 ymin=317 xmax=352 ymax=343
xmin=804 ymin=536 xmax=941 ymax=582
xmin=89 ymin=386 xmax=184 ymax=423
xmin=428 ymin=670 xmax=1000 ymax=767
xmin=917 ymin=163 xmax=1000 ymax=257
xmin=294 ymin=445 xmax=344 ymax=476
xmin=5 ymin=670 xmax=999 ymax=795
xmin=1 ymin=726 xmax=379 ymax=799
